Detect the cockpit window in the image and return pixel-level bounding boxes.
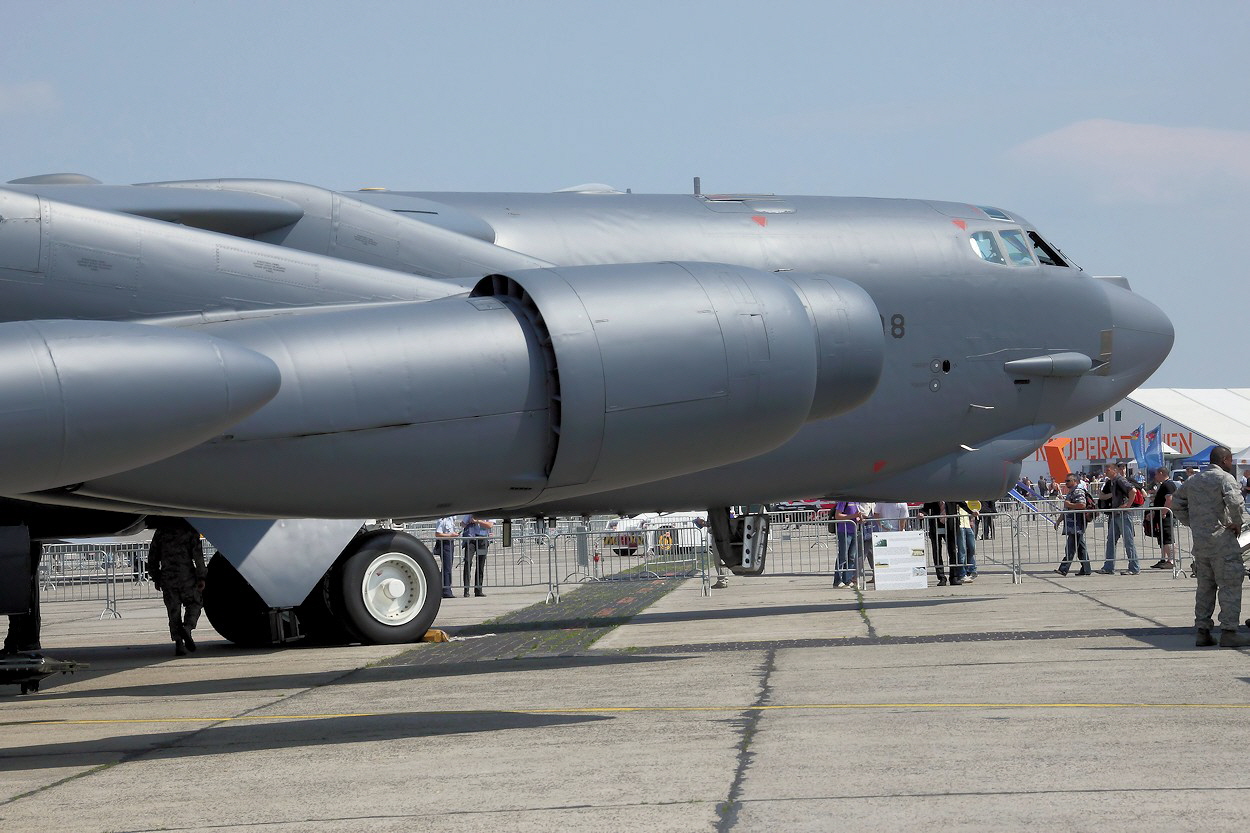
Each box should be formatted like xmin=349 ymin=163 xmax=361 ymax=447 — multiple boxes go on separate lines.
xmin=970 ymin=231 xmax=1005 ymax=264
xmin=969 ymin=228 xmax=1072 ymax=269
xmin=999 ymin=229 xmax=1035 ymax=266
xmin=1028 ymin=231 xmax=1067 ymax=267
xmin=978 ymin=205 xmax=1013 ymax=221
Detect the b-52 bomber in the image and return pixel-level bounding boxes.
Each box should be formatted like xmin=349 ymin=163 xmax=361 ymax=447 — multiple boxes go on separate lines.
xmin=0 ymin=174 xmax=1172 ymax=646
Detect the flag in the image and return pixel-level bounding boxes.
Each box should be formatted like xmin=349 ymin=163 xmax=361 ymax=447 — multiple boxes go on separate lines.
xmin=1144 ymin=424 xmax=1164 ymax=473
xmin=1128 ymin=424 xmax=1146 ymax=471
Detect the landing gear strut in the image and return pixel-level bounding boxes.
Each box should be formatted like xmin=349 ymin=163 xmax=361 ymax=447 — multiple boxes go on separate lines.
xmin=706 ymin=506 xmax=770 ymax=575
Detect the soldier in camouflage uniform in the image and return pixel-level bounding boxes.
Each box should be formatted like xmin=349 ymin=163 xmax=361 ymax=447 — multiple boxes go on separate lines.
xmin=147 ymin=518 xmax=207 ymax=656
xmin=1173 ymin=446 xmax=1250 ymax=648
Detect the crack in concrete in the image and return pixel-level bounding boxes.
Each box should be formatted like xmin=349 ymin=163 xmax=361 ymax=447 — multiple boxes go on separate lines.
xmin=716 ymin=646 xmax=776 ymax=832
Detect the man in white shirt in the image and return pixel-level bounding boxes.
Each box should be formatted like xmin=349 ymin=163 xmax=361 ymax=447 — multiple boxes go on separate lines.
xmin=876 ymin=501 xmax=910 ymax=532
xmin=433 ymin=516 xmax=459 ymax=599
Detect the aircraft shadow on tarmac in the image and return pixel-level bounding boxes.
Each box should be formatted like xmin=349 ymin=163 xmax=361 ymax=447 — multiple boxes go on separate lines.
xmin=444 ymin=595 xmax=988 ymax=637
xmin=0 ymin=710 xmax=609 ymax=772
xmin=1 ymin=651 xmax=685 ymax=701
xmin=449 ymin=616 xmax=638 ymax=636
xmin=618 ymin=596 xmax=981 ymax=627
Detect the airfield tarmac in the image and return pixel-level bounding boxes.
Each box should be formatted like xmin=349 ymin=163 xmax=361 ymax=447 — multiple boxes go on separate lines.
xmin=3 ymin=568 xmax=1250 ymax=833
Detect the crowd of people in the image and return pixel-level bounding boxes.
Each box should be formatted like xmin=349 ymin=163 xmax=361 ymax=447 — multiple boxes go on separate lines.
xmin=1045 ymin=461 xmax=1243 ymax=578
xmin=817 ymin=455 xmax=1249 ymax=592
xmin=820 ymin=499 xmax=1000 ymax=589
xmin=1023 ymin=454 xmax=1250 ymax=648
xmin=824 ymin=449 xmax=1250 ymax=649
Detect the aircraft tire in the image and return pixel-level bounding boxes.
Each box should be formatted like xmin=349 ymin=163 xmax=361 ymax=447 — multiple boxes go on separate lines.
xmin=203 ymin=556 xmax=278 ymax=647
xmin=334 ymin=531 xmax=441 ymax=644
xmin=295 ymin=573 xmax=361 ymax=645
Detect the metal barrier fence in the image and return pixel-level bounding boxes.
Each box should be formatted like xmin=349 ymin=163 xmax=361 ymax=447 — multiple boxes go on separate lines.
xmin=39 ymin=542 xmax=158 ymax=619
xmin=1005 ymin=504 xmax=1190 ymax=580
xmin=35 ymin=505 xmax=1195 ymax=615
xmin=401 ymin=520 xmax=711 ymax=602
xmin=765 ymin=504 xmax=1192 ymax=585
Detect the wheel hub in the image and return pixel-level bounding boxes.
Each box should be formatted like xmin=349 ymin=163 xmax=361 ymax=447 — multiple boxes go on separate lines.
xmin=359 ymin=551 xmax=427 ymax=626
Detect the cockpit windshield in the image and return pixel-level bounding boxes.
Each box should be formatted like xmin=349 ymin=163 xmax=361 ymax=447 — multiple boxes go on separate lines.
xmin=970 ymin=232 xmax=1004 ymax=264
xmin=1027 ymin=231 xmax=1066 ymax=267
xmin=999 ymin=229 xmax=1034 ymax=265
xmin=969 ymin=227 xmax=1069 ymax=268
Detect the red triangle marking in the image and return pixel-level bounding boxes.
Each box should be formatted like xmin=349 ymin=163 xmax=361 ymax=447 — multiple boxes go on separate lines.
xmin=752 ymin=215 xmax=767 ymax=227
xmin=873 ymin=460 xmax=887 ymax=472
xmin=952 ymin=219 xmax=967 ymax=230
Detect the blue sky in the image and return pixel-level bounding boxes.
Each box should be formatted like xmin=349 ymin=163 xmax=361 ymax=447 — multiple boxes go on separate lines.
xmin=3 ymin=0 xmax=1247 ymax=387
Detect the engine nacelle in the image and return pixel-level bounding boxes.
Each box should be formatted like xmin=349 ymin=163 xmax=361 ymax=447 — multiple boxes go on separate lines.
xmin=0 ymin=320 xmax=280 ymax=495
xmin=477 ymin=262 xmax=820 ymax=493
xmin=75 ymin=262 xmax=882 ymax=518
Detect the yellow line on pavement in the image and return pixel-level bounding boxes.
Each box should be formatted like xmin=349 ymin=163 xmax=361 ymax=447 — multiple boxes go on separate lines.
xmin=533 ymin=702 xmax=1250 ymax=712
xmin=23 ymin=701 xmax=1250 ymax=725
xmin=23 ymin=714 xmax=375 ymax=725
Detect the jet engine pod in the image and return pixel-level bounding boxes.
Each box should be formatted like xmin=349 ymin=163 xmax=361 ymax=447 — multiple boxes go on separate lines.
xmin=473 ymin=261 xmax=824 ymax=493
xmin=0 ymin=320 xmax=280 ymax=494
xmin=777 ymin=272 xmax=884 ymax=420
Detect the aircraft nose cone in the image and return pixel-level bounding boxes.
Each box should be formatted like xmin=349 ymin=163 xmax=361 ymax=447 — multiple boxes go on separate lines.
xmin=1103 ymin=282 xmax=1174 ymax=384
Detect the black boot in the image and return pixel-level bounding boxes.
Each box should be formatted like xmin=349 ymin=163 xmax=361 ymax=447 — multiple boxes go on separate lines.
xmin=1220 ymin=630 xmax=1250 ymax=648
xmin=174 ymin=639 xmax=187 ymax=656
xmin=181 ymin=626 xmax=197 ymax=653
xmin=1196 ymin=628 xmax=1216 ymax=647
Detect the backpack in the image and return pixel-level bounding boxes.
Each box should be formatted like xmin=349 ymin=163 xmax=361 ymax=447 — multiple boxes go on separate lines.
xmin=1080 ymin=488 xmax=1096 ymax=511
xmin=1132 ymin=487 xmax=1145 ymax=507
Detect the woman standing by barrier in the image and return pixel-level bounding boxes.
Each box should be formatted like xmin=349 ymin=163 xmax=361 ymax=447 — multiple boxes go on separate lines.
xmin=832 ymin=502 xmax=868 ymax=589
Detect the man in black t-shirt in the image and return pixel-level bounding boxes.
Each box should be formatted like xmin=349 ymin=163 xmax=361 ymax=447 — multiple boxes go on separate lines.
xmin=1147 ymin=467 xmax=1179 ymax=569
xmin=1096 ymin=462 xmax=1141 ymax=575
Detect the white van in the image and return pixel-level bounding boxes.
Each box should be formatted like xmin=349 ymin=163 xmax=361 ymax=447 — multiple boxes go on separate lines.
xmin=602 ymin=512 xmax=708 ymax=557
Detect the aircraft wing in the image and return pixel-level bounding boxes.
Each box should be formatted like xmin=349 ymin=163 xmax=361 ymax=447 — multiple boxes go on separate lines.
xmin=7 ymin=177 xmax=306 ymax=236
xmin=4 ymin=177 xmax=554 ymax=281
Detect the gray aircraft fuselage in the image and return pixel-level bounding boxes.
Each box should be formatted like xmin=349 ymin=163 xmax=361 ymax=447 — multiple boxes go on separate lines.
xmin=0 ymin=181 xmax=1170 ymax=522
xmin=0 ymin=177 xmax=1173 ymax=636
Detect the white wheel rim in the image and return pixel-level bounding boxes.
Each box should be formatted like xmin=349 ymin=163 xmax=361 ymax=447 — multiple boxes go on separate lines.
xmin=359 ymin=551 xmax=427 ymax=626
